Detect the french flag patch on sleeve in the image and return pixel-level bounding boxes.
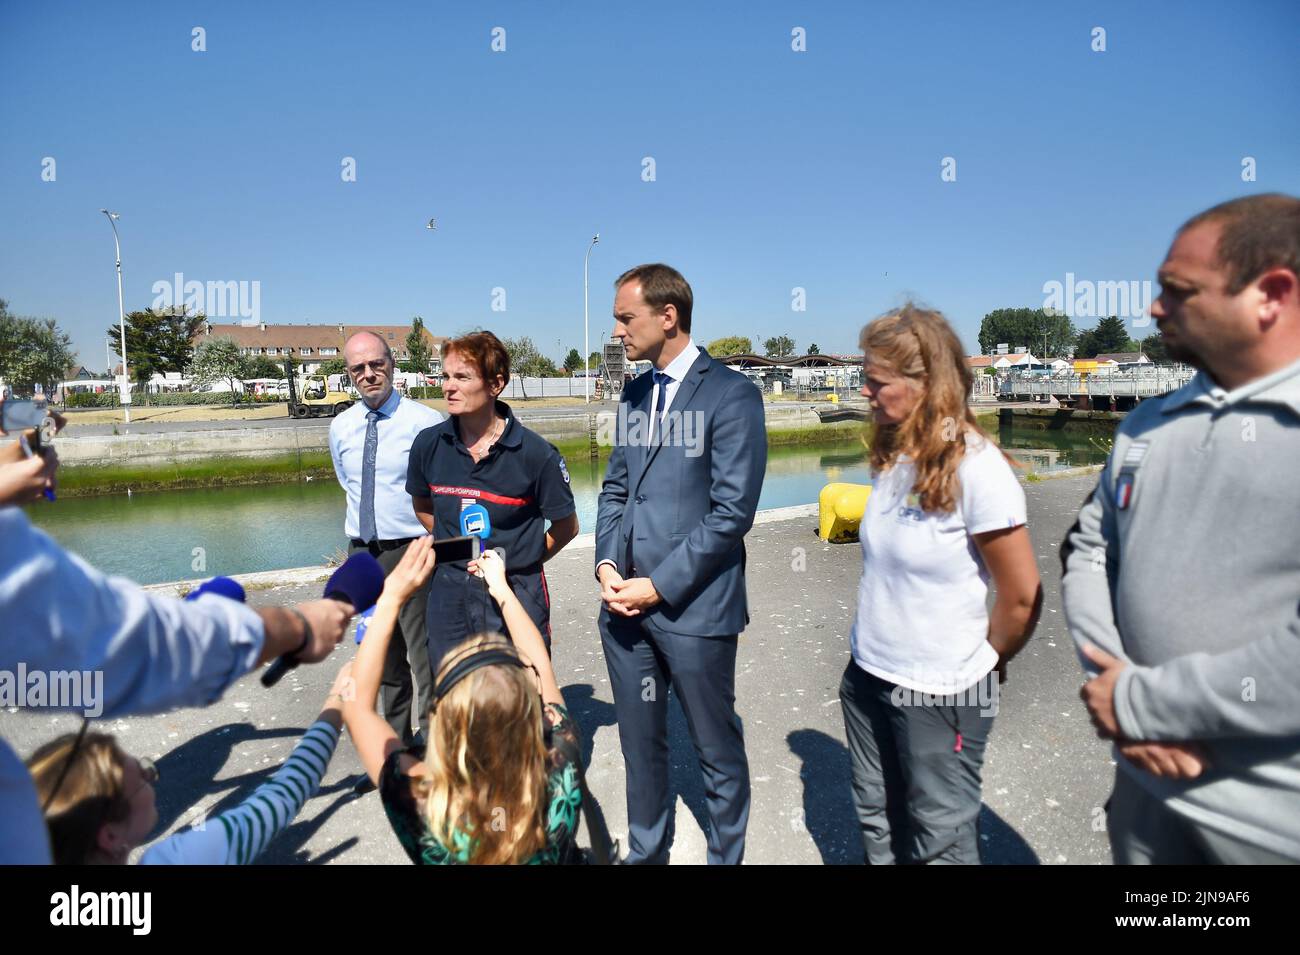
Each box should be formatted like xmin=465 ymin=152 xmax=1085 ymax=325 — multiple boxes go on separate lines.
xmin=1115 ymin=475 xmax=1134 ymax=509
xmin=1114 ymin=440 xmax=1149 ymax=510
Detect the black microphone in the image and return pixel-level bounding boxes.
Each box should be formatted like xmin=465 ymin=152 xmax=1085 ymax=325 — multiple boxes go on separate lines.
xmin=261 ymin=552 xmax=386 ymax=687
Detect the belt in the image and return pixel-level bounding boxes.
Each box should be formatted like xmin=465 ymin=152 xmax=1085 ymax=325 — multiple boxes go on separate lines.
xmin=350 ymin=537 xmax=416 ymax=554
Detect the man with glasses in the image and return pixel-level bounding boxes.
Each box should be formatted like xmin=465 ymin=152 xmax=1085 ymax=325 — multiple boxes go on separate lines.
xmin=329 ymin=331 xmax=443 ymax=791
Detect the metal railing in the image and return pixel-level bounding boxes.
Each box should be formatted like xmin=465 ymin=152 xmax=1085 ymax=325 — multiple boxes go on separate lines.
xmin=999 ymin=366 xmax=1195 ymax=399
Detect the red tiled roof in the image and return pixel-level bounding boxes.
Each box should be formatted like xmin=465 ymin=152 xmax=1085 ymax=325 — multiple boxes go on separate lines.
xmin=197 ymin=323 xmax=445 ymax=360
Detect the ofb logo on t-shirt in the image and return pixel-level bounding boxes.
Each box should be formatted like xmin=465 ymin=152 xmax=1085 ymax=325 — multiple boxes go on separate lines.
xmin=896 ymin=492 xmax=924 ymax=524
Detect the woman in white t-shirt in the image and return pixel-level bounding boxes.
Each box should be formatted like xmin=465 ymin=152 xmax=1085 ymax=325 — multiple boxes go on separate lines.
xmin=841 ymin=303 xmax=1041 ymax=865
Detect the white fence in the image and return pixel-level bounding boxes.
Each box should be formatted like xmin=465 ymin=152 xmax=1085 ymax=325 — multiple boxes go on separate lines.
xmin=498 ymin=376 xmax=594 ymax=399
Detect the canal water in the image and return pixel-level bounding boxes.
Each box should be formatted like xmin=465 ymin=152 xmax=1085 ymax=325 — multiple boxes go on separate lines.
xmin=27 ymin=424 xmax=1108 ymax=585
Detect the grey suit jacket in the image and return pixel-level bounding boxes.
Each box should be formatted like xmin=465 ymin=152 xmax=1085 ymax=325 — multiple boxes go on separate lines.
xmin=595 ymin=351 xmax=767 ymax=636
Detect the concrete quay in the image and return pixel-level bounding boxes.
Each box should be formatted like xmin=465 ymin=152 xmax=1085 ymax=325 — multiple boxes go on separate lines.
xmin=3 ymin=469 xmax=1116 ymax=864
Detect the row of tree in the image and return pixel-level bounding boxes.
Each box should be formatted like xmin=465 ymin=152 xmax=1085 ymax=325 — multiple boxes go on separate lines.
xmin=703 ymin=336 xmax=818 ymax=358
xmin=977 ymin=307 xmax=1168 ymax=362
xmin=1 ymin=298 xmax=449 ymax=400
xmin=3 ymin=294 xmax=1178 ymax=405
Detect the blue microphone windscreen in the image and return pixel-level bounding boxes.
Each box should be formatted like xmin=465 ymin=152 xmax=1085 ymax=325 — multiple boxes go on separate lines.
xmin=324 ymin=552 xmax=385 ymax=612
xmin=185 ymin=576 xmax=247 ymax=603
xmin=459 ymin=503 xmax=491 ymax=540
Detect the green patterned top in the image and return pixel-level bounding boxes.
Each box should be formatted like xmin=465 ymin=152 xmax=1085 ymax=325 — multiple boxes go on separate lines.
xmin=379 ymin=703 xmax=583 ymax=865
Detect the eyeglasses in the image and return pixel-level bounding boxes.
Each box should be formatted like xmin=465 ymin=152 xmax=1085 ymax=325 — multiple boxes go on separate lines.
xmin=347 ymin=359 xmax=390 ymax=378
xmin=41 ymin=719 xmax=161 ymax=813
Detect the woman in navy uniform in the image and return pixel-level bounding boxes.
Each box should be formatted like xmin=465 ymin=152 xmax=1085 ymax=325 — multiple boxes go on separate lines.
xmin=407 ymin=331 xmax=579 ymax=673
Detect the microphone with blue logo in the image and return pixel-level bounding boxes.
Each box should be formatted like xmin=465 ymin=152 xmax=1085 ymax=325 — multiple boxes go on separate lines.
xmin=460 ymin=503 xmax=506 ymax=563
xmin=261 ymin=552 xmax=386 ymax=687
xmin=459 ymin=503 xmax=490 ymax=542
xmin=460 ymin=503 xmax=504 ymax=630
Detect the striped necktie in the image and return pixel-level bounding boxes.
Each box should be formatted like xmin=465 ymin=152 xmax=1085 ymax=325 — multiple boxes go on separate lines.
xmin=359 ymin=410 xmax=381 ymax=543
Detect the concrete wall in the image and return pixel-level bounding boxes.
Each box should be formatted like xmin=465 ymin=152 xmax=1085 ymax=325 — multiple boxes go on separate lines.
xmin=998 ymin=407 xmax=1123 ymax=435
xmin=56 ymin=424 xmax=335 ymax=467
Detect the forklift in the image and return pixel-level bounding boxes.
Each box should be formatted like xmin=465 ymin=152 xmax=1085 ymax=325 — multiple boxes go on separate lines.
xmin=283 ymin=358 xmax=355 ymax=418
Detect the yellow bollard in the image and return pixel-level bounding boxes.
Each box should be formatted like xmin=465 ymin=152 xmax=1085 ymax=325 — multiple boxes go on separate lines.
xmin=819 ymin=482 xmax=871 ymax=543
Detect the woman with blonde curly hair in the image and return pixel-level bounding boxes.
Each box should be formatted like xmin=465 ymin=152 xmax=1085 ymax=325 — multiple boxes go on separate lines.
xmin=341 ymin=538 xmax=583 ymax=864
xmin=840 ymin=303 xmax=1041 ymax=865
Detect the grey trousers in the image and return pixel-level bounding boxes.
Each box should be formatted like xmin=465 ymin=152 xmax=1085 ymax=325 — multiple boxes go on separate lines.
xmin=349 ymin=540 xmax=433 ymax=744
xmin=600 ymin=613 xmax=750 ymax=865
xmin=1107 ymin=768 xmax=1297 ymax=864
xmin=839 ymin=660 xmax=995 ymax=865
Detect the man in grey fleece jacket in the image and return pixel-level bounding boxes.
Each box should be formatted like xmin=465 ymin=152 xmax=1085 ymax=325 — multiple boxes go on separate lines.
xmin=1062 ymin=193 xmax=1300 ymax=863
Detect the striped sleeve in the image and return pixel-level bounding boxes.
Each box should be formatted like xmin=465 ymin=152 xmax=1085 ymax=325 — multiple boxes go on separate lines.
xmin=140 ymin=721 xmax=340 ymax=865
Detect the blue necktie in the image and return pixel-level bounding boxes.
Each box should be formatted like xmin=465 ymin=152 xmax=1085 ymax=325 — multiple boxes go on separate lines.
xmin=359 ymin=410 xmax=380 ymax=543
xmin=653 ymin=370 xmax=671 ymax=442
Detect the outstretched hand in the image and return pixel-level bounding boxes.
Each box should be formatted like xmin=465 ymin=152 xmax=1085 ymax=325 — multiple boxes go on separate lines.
xmin=473 ymin=548 xmax=510 ymax=599
xmin=380 ymin=536 xmax=436 ymax=606
xmin=292 ymin=599 xmax=355 ymax=662
xmin=0 ymin=446 xmax=58 ymax=507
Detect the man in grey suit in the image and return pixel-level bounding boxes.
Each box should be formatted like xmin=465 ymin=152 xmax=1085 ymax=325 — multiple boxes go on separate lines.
xmin=596 ymin=263 xmax=767 ymax=864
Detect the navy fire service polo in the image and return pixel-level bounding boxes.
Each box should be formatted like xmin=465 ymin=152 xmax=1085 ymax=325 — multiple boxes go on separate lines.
xmin=405 ymin=401 xmax=576 ymax=569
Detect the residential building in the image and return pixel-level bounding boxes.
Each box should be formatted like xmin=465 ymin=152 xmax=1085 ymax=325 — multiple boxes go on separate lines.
xmin=966 ymin=352 xmax=1037 ymax=372
xmin=1093 ymin=352 xmax=1153 ymax=368
xmin=195 ymin=322 xmax=445 ymax=375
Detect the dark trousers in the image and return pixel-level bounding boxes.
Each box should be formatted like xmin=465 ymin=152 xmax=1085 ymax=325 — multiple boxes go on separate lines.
xmin=838 ymin=661 xmax=995 ymax=865
xmin=600 ymin=612 xmax=750 ymax=865
xmin=425 ymin=564 xmax=552 ymax=675
xmin=349 ymin=540 xmax=433 ymax=744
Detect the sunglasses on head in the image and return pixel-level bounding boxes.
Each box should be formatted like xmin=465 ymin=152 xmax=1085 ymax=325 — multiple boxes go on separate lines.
xmin=41 ymin=719 xmax=161 ymax=812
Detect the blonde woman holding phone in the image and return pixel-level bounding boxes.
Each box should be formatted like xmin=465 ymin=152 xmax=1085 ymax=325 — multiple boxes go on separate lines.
xmin=340 ymin=539 xmax=584 ymax=864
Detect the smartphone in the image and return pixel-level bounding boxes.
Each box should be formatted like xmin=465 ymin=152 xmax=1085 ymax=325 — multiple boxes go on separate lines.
xmin=1 ymin=399 xmax=52 ymax=439
xmin=432 ymin=535 xmax=482 ymax=564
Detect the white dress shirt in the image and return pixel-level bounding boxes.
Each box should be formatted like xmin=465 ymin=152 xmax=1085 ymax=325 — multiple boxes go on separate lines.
xmin=596 ymin=338 xmax=702 ymax=579
xmin=650 ymin=338 xmax=701 ymax=443
xmin=329 ymin=388 xmax=444 ymax=540
xmin=0 ymin=507 xmax=268 ymax=863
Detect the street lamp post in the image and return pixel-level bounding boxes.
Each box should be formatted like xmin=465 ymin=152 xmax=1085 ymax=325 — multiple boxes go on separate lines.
xmin=101 ymin=209 xmax=130 ymax=423
xmin=584 ymin=233 xmax=599 ymax=403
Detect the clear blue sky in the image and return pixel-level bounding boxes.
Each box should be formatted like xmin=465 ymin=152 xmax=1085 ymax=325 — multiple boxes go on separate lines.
xmin=2 ymin=0 xmax=1297 ymax=369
